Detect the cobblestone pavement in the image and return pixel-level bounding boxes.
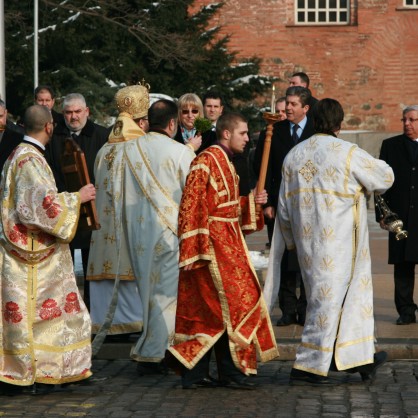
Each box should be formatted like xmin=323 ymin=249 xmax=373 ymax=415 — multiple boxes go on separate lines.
xmin=1 ymin=359 xmax=418 ymax=417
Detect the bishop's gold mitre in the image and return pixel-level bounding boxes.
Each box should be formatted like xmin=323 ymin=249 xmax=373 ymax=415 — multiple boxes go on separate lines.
xmin=115 ymin=81 xmax=150 ymax=119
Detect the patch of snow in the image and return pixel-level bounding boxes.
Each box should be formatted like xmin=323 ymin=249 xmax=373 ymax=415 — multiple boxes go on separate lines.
xmin=249 ymin=251 xmax=269 ymax=270
xmin=63 ymin=12 xmax=81 ymax=24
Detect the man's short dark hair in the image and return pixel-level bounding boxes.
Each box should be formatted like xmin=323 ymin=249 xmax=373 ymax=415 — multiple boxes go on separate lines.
xmin=313 ymin=98 xmax=344 ymax=136
xmin=202 ymin=91 xmax=223 ymax=106
xmin=286 ymin=86 xmax=312 ymax=108
xmin=291 ymin=72 xmax=310 ymax=88
xmin=148 ymin=99 xmax=178 ymax=130
xmin=34 ymin=85 xmax=56 ymax=100
xmin=216 ymin=112 xmax=247 ymax=140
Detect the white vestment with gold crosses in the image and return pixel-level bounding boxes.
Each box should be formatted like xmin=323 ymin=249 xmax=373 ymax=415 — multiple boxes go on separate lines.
xmin=88 ymin=125 xmax=194 ymax=362
xmin=273 ymin=134 xmax=394 ymax=376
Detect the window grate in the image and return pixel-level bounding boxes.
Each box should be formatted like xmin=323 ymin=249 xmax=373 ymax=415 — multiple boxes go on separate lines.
xmin=296 ymin=0 xmax=350 ymax=24
xmin=404 ymin=0 xmax=418 ymax=6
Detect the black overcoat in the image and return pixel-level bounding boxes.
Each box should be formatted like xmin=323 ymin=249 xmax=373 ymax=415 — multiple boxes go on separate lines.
xmin=0 ymin=128 xmax=24 ymax=175
xmin=45 ymin=119 xmax=110 ymax=248
xmin=378 ymin=134 xmax=418 ymax=264
xmin=253 ymin=117 xmax=315 ymax=207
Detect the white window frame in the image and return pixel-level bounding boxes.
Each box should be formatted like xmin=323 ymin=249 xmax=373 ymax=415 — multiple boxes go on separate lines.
xmin=295 ymin=0 xmax=350 ymax=25
xmin=403 ymin=0 xmax=418 ymax=7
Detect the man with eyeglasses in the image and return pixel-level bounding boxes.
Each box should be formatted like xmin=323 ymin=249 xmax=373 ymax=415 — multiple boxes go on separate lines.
xmin=45 ymin=93 xmax=110 ymax=309
xmin=377 ymin=105 xmax=418 ymax=325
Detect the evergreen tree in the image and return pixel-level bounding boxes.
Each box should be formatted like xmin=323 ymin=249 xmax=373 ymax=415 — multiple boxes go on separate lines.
xmin=4 ymin=0 xmax=272 ymax=129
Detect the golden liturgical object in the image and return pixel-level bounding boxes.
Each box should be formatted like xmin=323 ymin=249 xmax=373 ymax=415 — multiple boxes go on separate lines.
xmin=256 ymin=112 xmax=282 ymax=216
xmin=375 ymin=193 xmax=408 ymax=241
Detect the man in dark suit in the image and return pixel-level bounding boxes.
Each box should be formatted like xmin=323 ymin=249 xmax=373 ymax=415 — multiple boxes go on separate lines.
xmin=253 ymin=86 xmax=315 ymax=326
xmin=200 ymin=91 xmax=223 ymax=153
xmin=201 ymin=91 xmax=252 ymax=196
xmin=34 ymin=85 xmax=65 ymax=125
xmin=377 ymin=105 xmax=418 ymax=325
xmin=45 ymin=93 xmax=110 ymax=309
xmin=289 ymin=72 xmax=318 ymax=115
xmin=0 ymin=99 xmax=24 ymax=176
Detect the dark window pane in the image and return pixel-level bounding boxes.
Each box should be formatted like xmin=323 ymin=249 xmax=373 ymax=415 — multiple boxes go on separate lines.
xmin=319 ymin=0 xmax=326 ymax=7
xmin=308 ymin=0 xmax=315 ymax=8
xmin=330 ymin=0 xmax=337 ymax=8
xmin=329 ymin=11 xmax=337 ymax=21
xmin=298 ymin=11 xmax=305 ymax=22
xmin=340 ymin=11 xmax=347 ymax=21
xmin=308 ymin=11 xmax=316 ymax=21
xmin=319 ymin=11 xmax=326 ymax=21
xmin=405 ymin=0 xmax=413 ymax=4
xmin=340 ymin=0 xmax=348 ymax=7
xmin=298 ymin=0 xmax=305 ymax=8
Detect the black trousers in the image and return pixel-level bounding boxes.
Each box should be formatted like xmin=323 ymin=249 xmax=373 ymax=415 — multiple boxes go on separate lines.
xmin=70 ymin=248 xmax=90 ymax=311
xmin=181 ymin=332 xmax=243 ymax=386
xmin=265 ymin=215 xmax=275 ymax=246
xmin=279 ymin=249 xmax=306 ymax=317
xmin=394 ymin=262 xmax=417 ymax=317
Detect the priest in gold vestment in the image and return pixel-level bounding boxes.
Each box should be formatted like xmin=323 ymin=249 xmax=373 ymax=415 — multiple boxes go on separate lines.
xmin=0 ymin=105 xmax=95 ymax=389
xmin=167 ymin=113 xmax=278 ymax=390
xmin=265 ymin=99 xmax=394 ymax=385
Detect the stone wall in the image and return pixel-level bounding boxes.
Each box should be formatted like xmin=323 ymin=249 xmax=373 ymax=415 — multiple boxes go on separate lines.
xmin=339 ymin=131 xmax=401 ymax=158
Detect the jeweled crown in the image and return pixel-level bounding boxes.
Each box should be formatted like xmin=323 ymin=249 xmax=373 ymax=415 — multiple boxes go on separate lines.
xmin=115 ymin=80 xmax=150 ymax=119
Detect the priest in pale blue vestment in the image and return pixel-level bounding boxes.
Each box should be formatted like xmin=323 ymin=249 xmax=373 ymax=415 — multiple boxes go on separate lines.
xmin=88 ymin=88 xmax=195 ymax=375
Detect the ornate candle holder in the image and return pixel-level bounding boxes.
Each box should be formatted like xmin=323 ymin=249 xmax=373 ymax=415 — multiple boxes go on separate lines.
xmin=255 ymin=112 xmax=283 ymax=217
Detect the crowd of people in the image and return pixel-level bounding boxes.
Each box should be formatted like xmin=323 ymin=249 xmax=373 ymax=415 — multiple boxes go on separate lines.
xmin=0 ymin=71 xmax=417 ymax=393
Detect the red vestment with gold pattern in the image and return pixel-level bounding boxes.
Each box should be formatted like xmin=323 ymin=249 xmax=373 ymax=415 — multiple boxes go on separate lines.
xmin=168 ymin=146 xmax=278 ymax=375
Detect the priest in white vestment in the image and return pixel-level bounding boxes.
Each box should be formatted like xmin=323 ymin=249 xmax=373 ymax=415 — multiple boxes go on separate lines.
xmin=266 ymin=99 xmax=394 ymax=385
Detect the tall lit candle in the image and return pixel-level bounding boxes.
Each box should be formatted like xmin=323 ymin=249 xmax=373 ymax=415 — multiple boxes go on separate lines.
xmin=270 ymin=85 xmax=276 ymax=114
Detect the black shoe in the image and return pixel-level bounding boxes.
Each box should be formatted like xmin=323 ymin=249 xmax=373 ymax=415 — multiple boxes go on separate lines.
xmin=0 ymin=382 xmax=24 ymax=395
xmin=356 ymin=351 xmax=388 ymax=382
xmin=218 ymin=375 xmax=257 ymax=390
xmin=289 ymin=368 xmax=333 ymax=386
xmin=276 ymin=313 xmax=297 ymax=326
xmin=297 ymin=313 xmax=306 ymax=326
xmin=396 ymin=315 xmax=416 ymax=325
xmin=137 ymin=361 xmax=168 ymax=376
xmin=28 ymin=383 xmax=66 ymax=395
xmin=182 ymin=376 xmax=218 ymax=389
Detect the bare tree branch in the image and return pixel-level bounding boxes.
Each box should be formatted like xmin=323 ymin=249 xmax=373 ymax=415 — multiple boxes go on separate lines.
xmin=40 ymin=0 xmax=205 ymax=69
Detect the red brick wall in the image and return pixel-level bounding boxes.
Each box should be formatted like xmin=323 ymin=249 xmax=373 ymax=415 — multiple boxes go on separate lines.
xmin=192 ymin=0 xmax=418 ymax=132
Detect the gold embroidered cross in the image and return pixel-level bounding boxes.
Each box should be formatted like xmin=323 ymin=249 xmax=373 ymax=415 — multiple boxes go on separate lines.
xmin=104 ymin=146 xmax=116 ymax=170
xmin=299 ymin=160 xmax=318 ymax=182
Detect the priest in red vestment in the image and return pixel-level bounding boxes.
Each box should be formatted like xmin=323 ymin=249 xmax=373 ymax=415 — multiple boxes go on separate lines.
xmin=167 ymin=112 xmax=279 ymax=390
